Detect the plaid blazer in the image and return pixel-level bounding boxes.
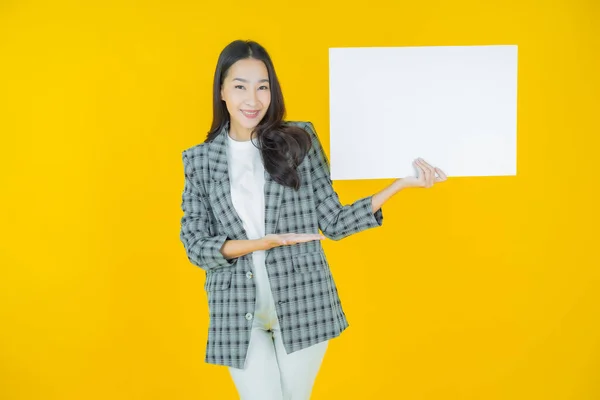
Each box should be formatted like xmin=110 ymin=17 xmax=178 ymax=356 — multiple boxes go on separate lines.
xmin=179 ymin=120 xmax=383 ymax=368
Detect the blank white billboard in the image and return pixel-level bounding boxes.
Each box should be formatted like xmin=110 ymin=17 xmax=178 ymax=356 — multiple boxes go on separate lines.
xmin=328 ymin=45 xmax=518 ymax=180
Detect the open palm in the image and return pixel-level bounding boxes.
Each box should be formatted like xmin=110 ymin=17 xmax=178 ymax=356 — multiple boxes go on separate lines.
xmin=262 ymin=233 xmax=325 ymax=249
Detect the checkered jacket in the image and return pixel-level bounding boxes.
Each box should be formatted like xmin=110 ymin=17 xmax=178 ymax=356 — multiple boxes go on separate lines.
xmin=179 ymin=120 xmax=383 ymax=368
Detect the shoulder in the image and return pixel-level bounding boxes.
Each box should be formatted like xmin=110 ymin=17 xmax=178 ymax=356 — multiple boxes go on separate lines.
xmin=283 ymin=120 xmax=319 ymax=141
xmin=284 ymin=120 xmax=313 ymax=130
xmin=181 ymin=142 xmax=211 ymax=188
xmin=180 ymin=142 xmax=211 ymax=192
xmin=181 ymin=141 xmax=209 ymax=165
xmin=284 ymin=120 xmax=307 ymax=127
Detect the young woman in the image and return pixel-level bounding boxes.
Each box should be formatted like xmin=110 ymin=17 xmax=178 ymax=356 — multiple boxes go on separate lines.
xmin=179 ymin=40 xmax=447 ymax=400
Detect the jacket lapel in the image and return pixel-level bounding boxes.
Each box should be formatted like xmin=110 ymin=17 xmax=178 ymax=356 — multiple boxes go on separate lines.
xmin=207 ymin=123 xmax=248 ymax=241
xmin=206 ymin=122 xmax=284 ymax=242
xmin=264 ymin=166 xmax=283 ymax=236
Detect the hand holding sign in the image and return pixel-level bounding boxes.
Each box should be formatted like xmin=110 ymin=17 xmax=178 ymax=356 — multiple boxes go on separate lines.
xmin=398 ymin=158 xmax=448 ymax=188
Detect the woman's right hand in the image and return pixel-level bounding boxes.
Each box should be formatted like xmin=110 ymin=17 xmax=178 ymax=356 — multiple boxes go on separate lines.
xmin=260 ymin=233 xmax=326 ymax=250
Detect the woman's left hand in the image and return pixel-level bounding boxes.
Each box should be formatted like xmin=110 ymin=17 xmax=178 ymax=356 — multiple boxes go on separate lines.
xmin=397 ymin=158 xmax=448 ymax=189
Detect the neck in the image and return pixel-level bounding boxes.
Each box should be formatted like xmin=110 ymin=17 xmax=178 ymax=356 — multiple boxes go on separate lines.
xmin=229 ymin=121 xmax=254 ymax=141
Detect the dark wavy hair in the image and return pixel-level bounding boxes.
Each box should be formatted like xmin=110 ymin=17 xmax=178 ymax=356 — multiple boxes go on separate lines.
xmin=205 ymin=40 xmax=312 ymax=190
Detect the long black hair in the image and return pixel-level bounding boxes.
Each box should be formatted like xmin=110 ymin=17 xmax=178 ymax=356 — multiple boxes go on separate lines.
xmin=206 ymin=40 xmax=312 ymax=190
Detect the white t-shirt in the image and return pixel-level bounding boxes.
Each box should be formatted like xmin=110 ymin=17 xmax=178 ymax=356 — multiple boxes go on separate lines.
xmin=226 ymin=132 xmax=278 ymax=329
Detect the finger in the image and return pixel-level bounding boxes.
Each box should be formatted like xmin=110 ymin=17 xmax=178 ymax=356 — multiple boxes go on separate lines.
xmin=434 ymin=167 xmax=448 ymax=182
xmin=418 ymin=158 xmax=435 ymax=169
xmin=298 ymin=234 xmax=325 ymax=240
xmin=293 ymin=234 xmax=325 ymax=243
xmin=288 ymin=233 xmax=321 ymax=238
xmin=413 ymin=159 xmax=423 ymax=176
xmin=414 ymin=163 xmax=426 ymax=186
xmin=417 ymin=159 xmax=432 ymax=187
xmin=434 ymin=171 xmax=446 ymax=183
xmin=420 ymin=159 xmax=436 ymax=187
xmin=296 ymin=236 xmax=323 ymax=243
xmin=421 ymin=159 xmax=435 ymax=187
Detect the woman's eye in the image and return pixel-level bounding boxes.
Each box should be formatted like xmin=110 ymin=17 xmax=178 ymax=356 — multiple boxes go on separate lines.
xmin=234 ymin=85 xmax=268 ymax=90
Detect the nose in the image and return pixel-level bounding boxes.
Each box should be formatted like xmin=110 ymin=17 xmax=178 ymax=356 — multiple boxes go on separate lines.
xmin=245 ymin=90 xmax=259 ymax=107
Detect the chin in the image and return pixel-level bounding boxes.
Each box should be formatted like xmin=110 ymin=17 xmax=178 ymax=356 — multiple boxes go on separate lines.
xmin=243 ymin=117 xmax=265 ymax=128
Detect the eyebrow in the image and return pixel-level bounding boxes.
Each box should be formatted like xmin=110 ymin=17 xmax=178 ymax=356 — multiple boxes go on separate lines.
xmin=232 ymin=78 xmax=270 ymax=83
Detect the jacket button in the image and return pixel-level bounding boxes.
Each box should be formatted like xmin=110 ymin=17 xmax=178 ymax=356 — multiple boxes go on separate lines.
xmin=246 ymin=271 xmax=253 ymax=279
xmin=245 ymin=313 xmax=253 ymax=320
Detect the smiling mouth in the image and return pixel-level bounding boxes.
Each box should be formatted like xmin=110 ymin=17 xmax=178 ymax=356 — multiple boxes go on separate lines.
xmin=241 ymin=110 xmax=260 ymax=118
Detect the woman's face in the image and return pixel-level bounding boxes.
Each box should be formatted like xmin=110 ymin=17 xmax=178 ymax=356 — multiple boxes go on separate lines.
xmin=220 ymin=58 xmax=271 ymax=136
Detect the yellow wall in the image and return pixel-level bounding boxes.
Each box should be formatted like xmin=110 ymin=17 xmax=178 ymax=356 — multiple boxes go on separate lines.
xmin=1 ymin=1 xmax=598 ymax=399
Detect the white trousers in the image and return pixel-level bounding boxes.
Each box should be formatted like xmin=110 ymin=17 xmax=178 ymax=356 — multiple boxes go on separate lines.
xmin=228 ymin=310 xmax=329 ymax=400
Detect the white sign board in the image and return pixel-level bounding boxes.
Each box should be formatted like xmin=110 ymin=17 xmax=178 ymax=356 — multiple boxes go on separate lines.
xmin=328 ymin=45 xmax=518 ymax=179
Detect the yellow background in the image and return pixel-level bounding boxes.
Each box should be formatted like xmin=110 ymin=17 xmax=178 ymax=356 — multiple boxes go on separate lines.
xmin=1 ymin=1 xmax=599 ymax=399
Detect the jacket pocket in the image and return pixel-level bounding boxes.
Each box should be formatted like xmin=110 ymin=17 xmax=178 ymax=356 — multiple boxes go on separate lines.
xmin=204 ymin=271 xmax=232 ymax=291
xmin=292 ymin=251 xmax=328 ymax=274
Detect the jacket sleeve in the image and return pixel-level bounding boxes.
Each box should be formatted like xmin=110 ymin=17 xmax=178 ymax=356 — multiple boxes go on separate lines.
xmin=179 ymin=150 xmax=238 ymax=271
xmin=304 ymin=121 xmax=383 ymax=241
